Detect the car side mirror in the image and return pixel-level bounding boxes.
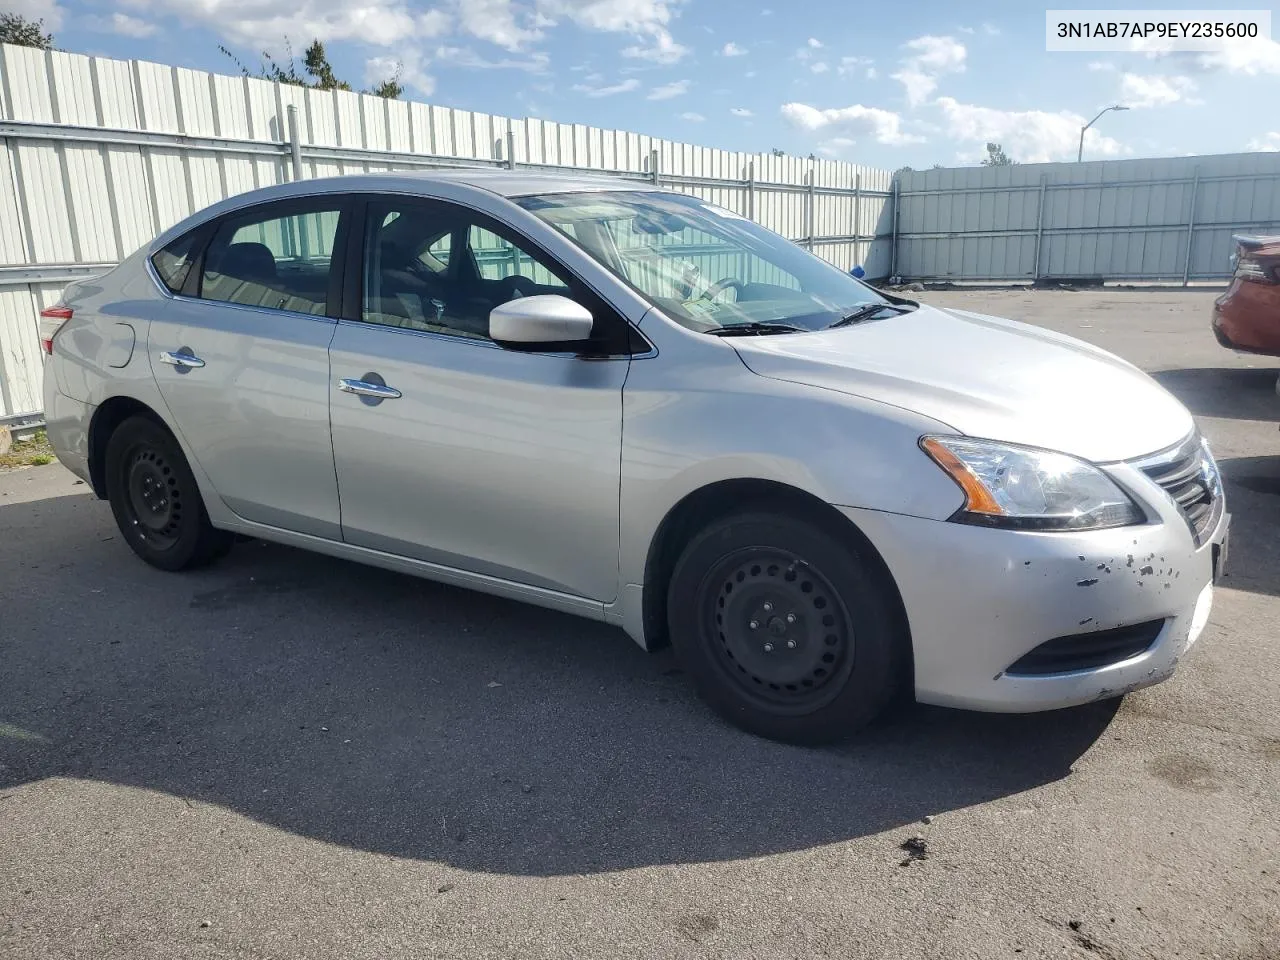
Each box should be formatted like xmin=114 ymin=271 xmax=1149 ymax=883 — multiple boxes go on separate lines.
xmin=489 ymin=295 xmax=595 ymax=351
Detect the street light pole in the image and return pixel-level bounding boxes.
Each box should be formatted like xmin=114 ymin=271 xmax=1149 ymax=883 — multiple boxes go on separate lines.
xmin=1078 ymin=105 xmax=1129 ymax=162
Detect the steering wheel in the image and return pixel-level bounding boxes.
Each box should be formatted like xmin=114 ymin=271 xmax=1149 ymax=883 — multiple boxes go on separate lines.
xmin=702 ymin=277 xmax=745 ymax=301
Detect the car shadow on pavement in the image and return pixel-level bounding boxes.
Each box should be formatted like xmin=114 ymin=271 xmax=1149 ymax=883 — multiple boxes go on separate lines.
xmin=1150 ymin=366 xmax=1280 ymax=422
xmin=1217 ymin=454 xmax=1280 ymax=599
xmin=1 ymin=491 xmax=1119 ymax=877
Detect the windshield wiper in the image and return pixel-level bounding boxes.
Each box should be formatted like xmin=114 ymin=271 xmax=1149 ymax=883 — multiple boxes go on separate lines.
xmin=827 ymin=302 xmax=916 ymax=329
xmin=706 ymin=321 xmax=808 ymax=337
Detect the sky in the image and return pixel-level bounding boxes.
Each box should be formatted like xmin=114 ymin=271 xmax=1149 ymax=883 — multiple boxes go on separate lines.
xmin=8 ymin=0 xmax=1280 ymax=168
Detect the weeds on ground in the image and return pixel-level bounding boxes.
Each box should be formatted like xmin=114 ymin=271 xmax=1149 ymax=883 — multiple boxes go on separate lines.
xmin=0 ymin=429 xmax=56 ymax=469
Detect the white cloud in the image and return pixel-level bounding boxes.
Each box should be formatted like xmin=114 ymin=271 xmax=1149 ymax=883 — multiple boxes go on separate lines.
xmin=1247 ymin=132 xmax=1280 ymax=152
xmin=721 ymin=41 xmax=746 ymax=56
xmin=745 ymin=69 xmax=757 ymax=78
xmin=982 ymin=23 xmax=1000 ymax=35
xmin=1198 ymin=37 xmax=1280 ymax=75
xmin=730 ymin=106 xmax=753 ymax=117
xmin=365 ymin=49 xmax=434 ymax=95
xmin=680 ymin=111 xmax=705 ymax=121
xmin=865 ymin=66 xmax=877 ymax=79
xmin=781 ymin=101 xmax=923 ymax=146
xmin=936 ymin=96 xmax=1126 ymax=163
xmin=648 ymin=79 xmax=689 ymax=100
xmin=810 ymin=62 xmax=829 ymax=74
xmin=1088 ymin=60 xmax=1116 ymax=72
xmin=6 ymin=0 xmax=62 ymax=29
xmin=957 ymin=25 xmax=974 ymax=35
xmin=85 ymin=11 xmax=157 ymax=37
xmin=571 ymin=77 xmax=640 ymax=97
xmin=807 ymin=37 xmax=822 ymax=48
xmin=1119 ymin=73 xmax=1199 ymax=108
xmin=540 ymin=0 xmax=688 ymax=63
xmin=838 ymin=55 xmax=872 ymax=76
xmin=891 ymin=34 xmax=966 ymax=107
xmin=817 ymin=136 xmax=857 ymax=157
xmin=457 ymin=0 xmax=543 ymax=50
xmin=621 ymin=33 xmax=688 ymax=64
xmin=134 ymin=0 xmax=450 ymax=48
xmin=434 ymin=45 xmax=549 ymax=71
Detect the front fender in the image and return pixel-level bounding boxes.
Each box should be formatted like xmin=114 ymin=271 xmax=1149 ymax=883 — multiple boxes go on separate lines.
xmin=617 ymin=345 xmax=965 ymax=596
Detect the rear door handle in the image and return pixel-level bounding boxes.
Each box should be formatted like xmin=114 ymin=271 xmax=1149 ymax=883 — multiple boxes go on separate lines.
xmin=338 ymin=378 xmax=402 ymax=400
xmin=159 ymin=350 xmax=205 ymax=369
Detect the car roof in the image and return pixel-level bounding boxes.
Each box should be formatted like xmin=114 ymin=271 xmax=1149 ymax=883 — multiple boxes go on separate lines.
xmin=309 ymin=168 xmax=646 ymax=199
xmin=394 ymin=168 xmax=645 ymax=197
xmin=149 ymin=169 xmax=662 ymax=250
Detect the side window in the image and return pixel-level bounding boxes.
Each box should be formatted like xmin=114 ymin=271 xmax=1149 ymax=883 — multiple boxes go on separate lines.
xmin=423 ymin=233 xmax=451 ymax=274
xmin=151 ymin=230 xmax=201 ymax=293
xmin=361 ymin=202 xmax=573 ymax=341
xmin=200 ymin=203 xmax=342 ymax=315
xmin=467 ymin=226 xmax=570 ymax=294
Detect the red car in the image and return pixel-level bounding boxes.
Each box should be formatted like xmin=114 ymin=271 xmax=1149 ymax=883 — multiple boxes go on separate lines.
xmin=1213 ymin=235 xmax=1280 ymax=356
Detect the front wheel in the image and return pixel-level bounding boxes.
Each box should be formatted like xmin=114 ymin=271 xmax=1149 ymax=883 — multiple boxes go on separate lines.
xmin=104 ymin=415 xmax=232 ymax=571
xmin=668 ymin=512 xmax=905 ymax=744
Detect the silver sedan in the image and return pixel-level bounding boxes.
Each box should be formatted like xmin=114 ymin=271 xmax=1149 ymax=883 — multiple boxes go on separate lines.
xmin=41 ymin=171 xmax=1229 ymax=743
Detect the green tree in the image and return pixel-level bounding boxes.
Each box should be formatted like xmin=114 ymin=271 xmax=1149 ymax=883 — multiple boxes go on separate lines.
xmin=0 ymin=12 xmax=54 ymax=48
xmin=302 ymin=40 xmax=350 ymax=91
xmin=980 ymin=142 xmax=1013 ymax=166
xmin=220 ymin=39 xmax=400 ymax=99
xmin=366 ymin=61 xmax=404 ymax=99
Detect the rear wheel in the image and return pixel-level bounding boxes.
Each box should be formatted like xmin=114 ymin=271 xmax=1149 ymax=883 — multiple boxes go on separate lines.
xmin=668 ymin=511 xmax=904 ymax=744
xmin=104 ymin=415 xmax=232 ymax=571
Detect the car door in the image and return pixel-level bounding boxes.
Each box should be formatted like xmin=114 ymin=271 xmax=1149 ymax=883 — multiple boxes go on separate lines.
xmin=327 ymin=196 xmax=632 ymax=601
xmin=148 ymin=197 xmax=349 ymax=539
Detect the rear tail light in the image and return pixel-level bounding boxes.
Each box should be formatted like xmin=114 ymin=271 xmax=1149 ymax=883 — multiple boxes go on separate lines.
xmin=39 ymin=305 xmax=73 ymax=355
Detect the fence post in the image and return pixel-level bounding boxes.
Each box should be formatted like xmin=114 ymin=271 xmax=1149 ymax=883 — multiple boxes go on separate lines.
xmin=746 ymin=159 xmax=756 ymax=221
xmin=890 ymin=177 xmax=900 ymax=280
xmin=506 ymin=130 xmax=517 ymax=170
xmin=853 ymin=172 xmax=862 ymax=263
xmin=805 ymin=168 xmax=816 ymax=251
xmin=650 ymin=148 xmax=660 ymax=186
xmin=286 ymin=104 xmax=304 ymax=182
xmin=1032 ymin=174 xmax=1048 ymax=282
xmin=1182 ymin=166 xmax=1201 ymax=286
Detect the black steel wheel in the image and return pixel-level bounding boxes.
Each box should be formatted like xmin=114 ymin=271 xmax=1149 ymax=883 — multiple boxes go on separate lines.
xmin=104 ymin=415 xmax=232 ymax=571
xmin=703 ymin=548 xmax=856 ymax=714
xmin=668 ymin=510 xmax=905 ymax=743
xmin=123 ymin=444 xmax=185 ymax=550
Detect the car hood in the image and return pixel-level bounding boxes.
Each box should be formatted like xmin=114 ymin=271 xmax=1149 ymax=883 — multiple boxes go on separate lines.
xmin=730 ymin=303 xmax=1194 ymax=463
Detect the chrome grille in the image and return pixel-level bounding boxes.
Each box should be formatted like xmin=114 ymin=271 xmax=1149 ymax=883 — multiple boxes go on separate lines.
xmin=1134 ymin=433 xmax=1223 ymax=545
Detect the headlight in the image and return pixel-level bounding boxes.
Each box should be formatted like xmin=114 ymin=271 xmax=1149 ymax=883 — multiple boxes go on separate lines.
xmin=920 ymin=436 xmax=1144 ymax=530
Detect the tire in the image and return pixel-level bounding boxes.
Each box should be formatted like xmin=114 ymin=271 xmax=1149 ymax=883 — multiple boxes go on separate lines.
xmin=667 ymin=511 xmax=904 ymax=744
xmin=104 ymin=415 xmax=232 ymax=571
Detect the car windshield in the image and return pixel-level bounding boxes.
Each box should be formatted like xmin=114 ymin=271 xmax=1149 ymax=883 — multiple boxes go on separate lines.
xmin=515 ymin=190 xmax=893 ymax=333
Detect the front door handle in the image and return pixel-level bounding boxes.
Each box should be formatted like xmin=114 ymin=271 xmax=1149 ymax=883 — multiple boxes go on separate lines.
xmin=338 ymin=378 xmax=402 ymax=400
xmin=159 ymin=350 xmax=205 ymax=369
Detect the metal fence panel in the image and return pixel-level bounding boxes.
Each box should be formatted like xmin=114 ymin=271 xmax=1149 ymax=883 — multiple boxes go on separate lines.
xmin=896 ymin=153 xmax=1280 ymax=282
xmin=0 ymin=43 xmax=896 ymax=417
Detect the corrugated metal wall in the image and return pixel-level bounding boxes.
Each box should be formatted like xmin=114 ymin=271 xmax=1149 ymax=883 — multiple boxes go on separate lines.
xmin=0 ymin=43 xmax=894 ymax=418
xmin=895 ymin=153 xmax=1280 ymax=283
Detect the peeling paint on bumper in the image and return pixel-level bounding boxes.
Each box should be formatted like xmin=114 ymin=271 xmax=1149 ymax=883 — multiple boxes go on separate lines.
xmin=838 ymin=495 xmax=1227 ymax=714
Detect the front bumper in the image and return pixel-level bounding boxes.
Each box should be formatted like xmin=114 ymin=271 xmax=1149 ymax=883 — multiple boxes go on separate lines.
xmin=839 ymin=478 xmax=1227 ymax=713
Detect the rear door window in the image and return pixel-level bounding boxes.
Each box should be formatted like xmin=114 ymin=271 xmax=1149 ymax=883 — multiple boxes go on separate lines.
xmin=151 ymin=230 xmax=202 ymax=293
xmin=199 ymin=202 xmax=343 ymax=315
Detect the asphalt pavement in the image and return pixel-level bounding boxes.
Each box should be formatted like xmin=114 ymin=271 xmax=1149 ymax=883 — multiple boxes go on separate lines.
xmin=2 ymin=288 xmax=1278 ymax=959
